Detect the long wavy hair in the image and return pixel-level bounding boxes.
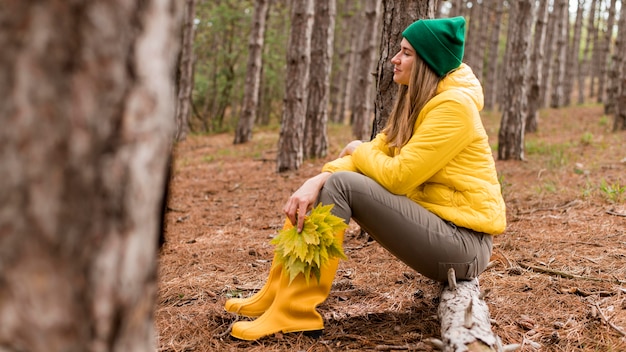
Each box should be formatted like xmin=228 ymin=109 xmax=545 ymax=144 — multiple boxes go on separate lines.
xmin=383 ymin=54 xmax=441 ymax=150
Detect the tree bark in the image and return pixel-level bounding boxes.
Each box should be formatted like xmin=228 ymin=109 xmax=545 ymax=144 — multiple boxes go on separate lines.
xmin=371 ymin=0 xmax=436 ymax=138
xmin=234 ymin=0 xmax=270 ymax=144
xmin=563 ymin=0 xmax=585 ymax=107
xmin=0 ymin=0 xmax=181 ymax=351
xmin=526 ymin=0 xmax=549 ymax=133
xmin=175 ymin=0 xmax=196 ymax=142
xmin=498 ymin=0 xmax=534 ymax=161
xmin=350 ymin=0 xmax=381 ymax=140
xmin=597 ymin=0 xmax=617 ymax=104
xmin=613 ymin=0 xmax=626 ymax=131
xmin=484 ymin=0 xmax=504 ymax=111
xmin=276 ymin=0 xmax=314 ymax=172
xmin=549 ymin=0 xmax=567 ymax=108
xmin=304 ymin=0 xmax=336 ymax=158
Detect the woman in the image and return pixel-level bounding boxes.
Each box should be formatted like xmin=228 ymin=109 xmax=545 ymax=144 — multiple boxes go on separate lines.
xmin=224 ymin=16 xmax=506 ymax=341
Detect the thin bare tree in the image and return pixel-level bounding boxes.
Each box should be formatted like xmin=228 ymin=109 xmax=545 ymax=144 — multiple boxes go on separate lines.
xmin=234 ymin=0 xmax=271 ymax=144
xmin=498 ymin=0 xmax=534 ymax=160
xmin=175 ymin=0 xmax=196 ymax=142
xmin=484 ymin=0 xmax=504 ymax=111
xmin=304 ymin=0 xmax=336 ymax=158
xmin=350 ymin=0 xmax=381 ymax=140
xmin=276 ymin=0 xmax=314 ymax=172
xmin=563 ymin=0 xmax=585 ymax=107
xmin=526 ymin=0 xmax=549 ymax=133
xmin=0 ymin=0 xmax=182 ymax=350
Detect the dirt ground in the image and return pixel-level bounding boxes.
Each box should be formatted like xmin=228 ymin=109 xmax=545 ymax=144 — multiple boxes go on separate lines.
xmin=156 ymin=105 xmax=626 ymax=351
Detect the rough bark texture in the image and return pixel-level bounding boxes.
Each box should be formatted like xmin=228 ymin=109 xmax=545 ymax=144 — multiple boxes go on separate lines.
xmin=526 ymin=0 xmax=549 ymax=133
xmin=484 ymin=0 xmax=503 ymax=111
xmin=234 ymin=0 xmax=270 ymax=144
xmin=0 ymin=1 xmax=181 ymax=351
xmin=549 ymin=0 xmax=567 ymax=108
xmin=304 ymin=0 xmax=335 ymax=158
xmin=350 ymin=0 xmax=380 ymax=141
xmin=613 ymin=0 xmax=626 ymax=131
xmin=438 ymin=279 xmax=501 ymax=352
xmin=276 ymin=0 xmax=313 ymax=172
xmin=175 ymin=0 xmax=196 ymax=142
xmin=498 ymin=0 xmax=534 ymax=161
xmin=371 ymin=0 xmax=436 ymax=138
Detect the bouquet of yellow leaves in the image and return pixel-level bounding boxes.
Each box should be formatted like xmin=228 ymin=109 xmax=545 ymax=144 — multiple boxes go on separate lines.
xmin=270 ymin=204 xmax=348 ymax=285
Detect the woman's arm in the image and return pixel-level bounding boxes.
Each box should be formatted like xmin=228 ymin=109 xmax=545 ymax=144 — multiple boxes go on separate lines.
xmin=283 ymin=171 xmax=332 ymax=232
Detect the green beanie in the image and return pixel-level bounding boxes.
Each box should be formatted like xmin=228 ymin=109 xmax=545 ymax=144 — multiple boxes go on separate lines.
xmin=402 ymin=16 xmax=466 ymax=77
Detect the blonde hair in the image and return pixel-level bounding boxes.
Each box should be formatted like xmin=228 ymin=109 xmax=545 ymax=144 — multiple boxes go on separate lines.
xmin=383 ymin=54 xmax=440 ymax=150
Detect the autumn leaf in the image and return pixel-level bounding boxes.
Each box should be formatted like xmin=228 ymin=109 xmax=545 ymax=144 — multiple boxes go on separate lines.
xmin=270 ymin=203 xmax=348 ymax=285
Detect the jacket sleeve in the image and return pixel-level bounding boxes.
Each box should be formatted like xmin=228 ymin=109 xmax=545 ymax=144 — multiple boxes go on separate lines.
xmin=321 ymin=133 xmax=392 ymax=173
xmin=351 ymin=97 xmax=475 ymax=195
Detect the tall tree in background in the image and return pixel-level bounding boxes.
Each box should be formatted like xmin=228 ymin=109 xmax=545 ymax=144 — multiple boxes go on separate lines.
xmin=277 ymin=0 xmax=314 ymax=172
xmin=612 ymin=0 xmax=626 ymax=131
xmin=563 ymin=0 xmax=585 ymax=107
xmin=580 ymin=0 xmax=598 ymax=104
xmin=350 ymin=0 xmax=381 ymax=140
xmin=175 ymin=0 xmax=196 ymax=142
xmin=0 ymin=0 xmax=181 ymax=350
xmin=304 ymin=0 xmax=336 ymax=158
xmin=526 ymin=0 xmax=549 ymax=133
xmin=498 ymin=0 xmax=534 ymax=160
xmin=234 ymin=0 xmax=271 ymax=144
xmin=484 ymin=0 xmax=504 ymax=111
xmin=549 ymin=0 xmax=567 ymax=108
xmin=371 ymin=0 xmax=437 ymax=138
xmin=598 ymin=0 xmax=617 ymax=103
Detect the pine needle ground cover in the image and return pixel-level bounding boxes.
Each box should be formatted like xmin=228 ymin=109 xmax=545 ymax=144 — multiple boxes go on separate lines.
xmin=157 ymin=105 xmax=626 ymax=352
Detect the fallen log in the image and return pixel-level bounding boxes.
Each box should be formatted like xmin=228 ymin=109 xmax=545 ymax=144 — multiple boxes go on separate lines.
xmin=431 ymin=268 xmax=519 ymax=352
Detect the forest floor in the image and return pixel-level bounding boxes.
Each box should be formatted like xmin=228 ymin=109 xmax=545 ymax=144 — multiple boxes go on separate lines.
xmin=156 ymin=105 xmax=626 ymax=352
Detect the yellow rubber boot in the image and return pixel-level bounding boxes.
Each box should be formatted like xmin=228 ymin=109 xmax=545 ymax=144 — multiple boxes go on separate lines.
xmin=224 ymin=219 xmax=293 ymax=317
xmin=230 ymin=230 xmax=345 ymax=341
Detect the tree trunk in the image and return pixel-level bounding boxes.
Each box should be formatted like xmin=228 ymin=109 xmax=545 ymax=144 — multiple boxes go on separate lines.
xmin=484 ymin=0 xmax=504 ymax=111
xmin=589 ymin=0 xmax=602 ymax=99
xmin=526 ymin=0 xmax=549 ymax=133
xmin=0 ymin=1 xmax=181 ymax=351
xmin=350 ymin=0 xmax=381 ymax=140
xmin=498 ymin=0 xmax=534 ymax=161
xmin=234 ymin=0 xmax=270 ymax=144
xmin=598 ymin=0 xmax=617 ymax=104
xmin=541 ymin=6 xmax=557 ymax=108
xmin=563 ymin=0 xmax=585 ymax=107
xmin=276 ymin=0 xmax=314 ymax=172
xmin=371 ymin=0 xmax=436 ymax=138
xmin=549 ymin=0 xmax=567 ymax=108
xmin=613 ymin=0 xmax=626 ymax=131
xmin=175 ymin=0 xmax=196 ymax=142
xmin=304 ymin=0 xmax=335 ymax=158
xmin=580 ymin=0 xmax=598 ymax=104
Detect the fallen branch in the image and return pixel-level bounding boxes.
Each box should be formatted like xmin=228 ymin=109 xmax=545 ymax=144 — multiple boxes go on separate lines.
xmin=436 ymin=268 xmax=518 ymax=352
xmin=592 ymin=301 xmax=626 ymax=337
xmin=518 ymin=262 xmax=626 ymax=284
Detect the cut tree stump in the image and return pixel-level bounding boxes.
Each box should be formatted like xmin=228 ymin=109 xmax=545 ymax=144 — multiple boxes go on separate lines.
xmin=430 ymin=268 xmax=519 ymax=352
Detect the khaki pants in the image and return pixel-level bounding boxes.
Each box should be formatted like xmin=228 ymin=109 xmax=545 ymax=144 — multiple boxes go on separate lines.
xmin=319 ymin=171 xmax=493 ymax=282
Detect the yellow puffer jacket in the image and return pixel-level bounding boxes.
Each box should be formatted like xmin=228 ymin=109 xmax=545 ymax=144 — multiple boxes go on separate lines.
xmin=321 ymin=64 xmax=506 ymax=235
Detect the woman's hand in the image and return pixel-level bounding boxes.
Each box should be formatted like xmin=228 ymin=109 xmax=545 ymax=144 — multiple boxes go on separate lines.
xmin=283 ymin=172 xmax=331 ymax=232
xmin=338 ymin=140 xmax=363 ymax=158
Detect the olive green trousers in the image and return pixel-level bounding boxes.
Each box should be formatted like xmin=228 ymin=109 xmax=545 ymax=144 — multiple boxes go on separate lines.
xmin=318 ymin=171 xmax=493 ymax=282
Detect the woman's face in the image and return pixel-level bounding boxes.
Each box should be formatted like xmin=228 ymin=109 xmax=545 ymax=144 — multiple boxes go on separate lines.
xmin=391 ymin=38 xmax=415 ymax=86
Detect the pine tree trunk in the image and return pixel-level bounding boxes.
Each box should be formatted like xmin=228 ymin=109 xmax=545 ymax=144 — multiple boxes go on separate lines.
xmin=0 ymin=1 xmax=181 ymax=351
xmin=549 ymin=0 xmax=567 ymax=108
xmin=564 ymin=0 xmax=585 ymax=107
xmin=371 ymin=0 xmax=436 ymax=138
xmin=580 ymin=0 xmax=598 ymax=104
xmin=276 ymin=0 xmax=314 ymax=172
xmin=234 ymin=0 xmax=270 ymax=144
xmin=526 ymin=0 xmax=549 ymax=133
xmin=613 ymin=0 xmax=626 ymax=131
xmin=498 ymin=0 xmax=534 ymax=161
xmin=175 ymin=0 xmax=196 ymax=142
xmin=484 ymin=0 xmax=504 ymax=111
xmin=350 ymin=0 xmax=381 ymax=140
xmin=304 ymin=0 xmax=335 ymax=158
xmin=598 ymin=0 xmax=617 ymax=104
